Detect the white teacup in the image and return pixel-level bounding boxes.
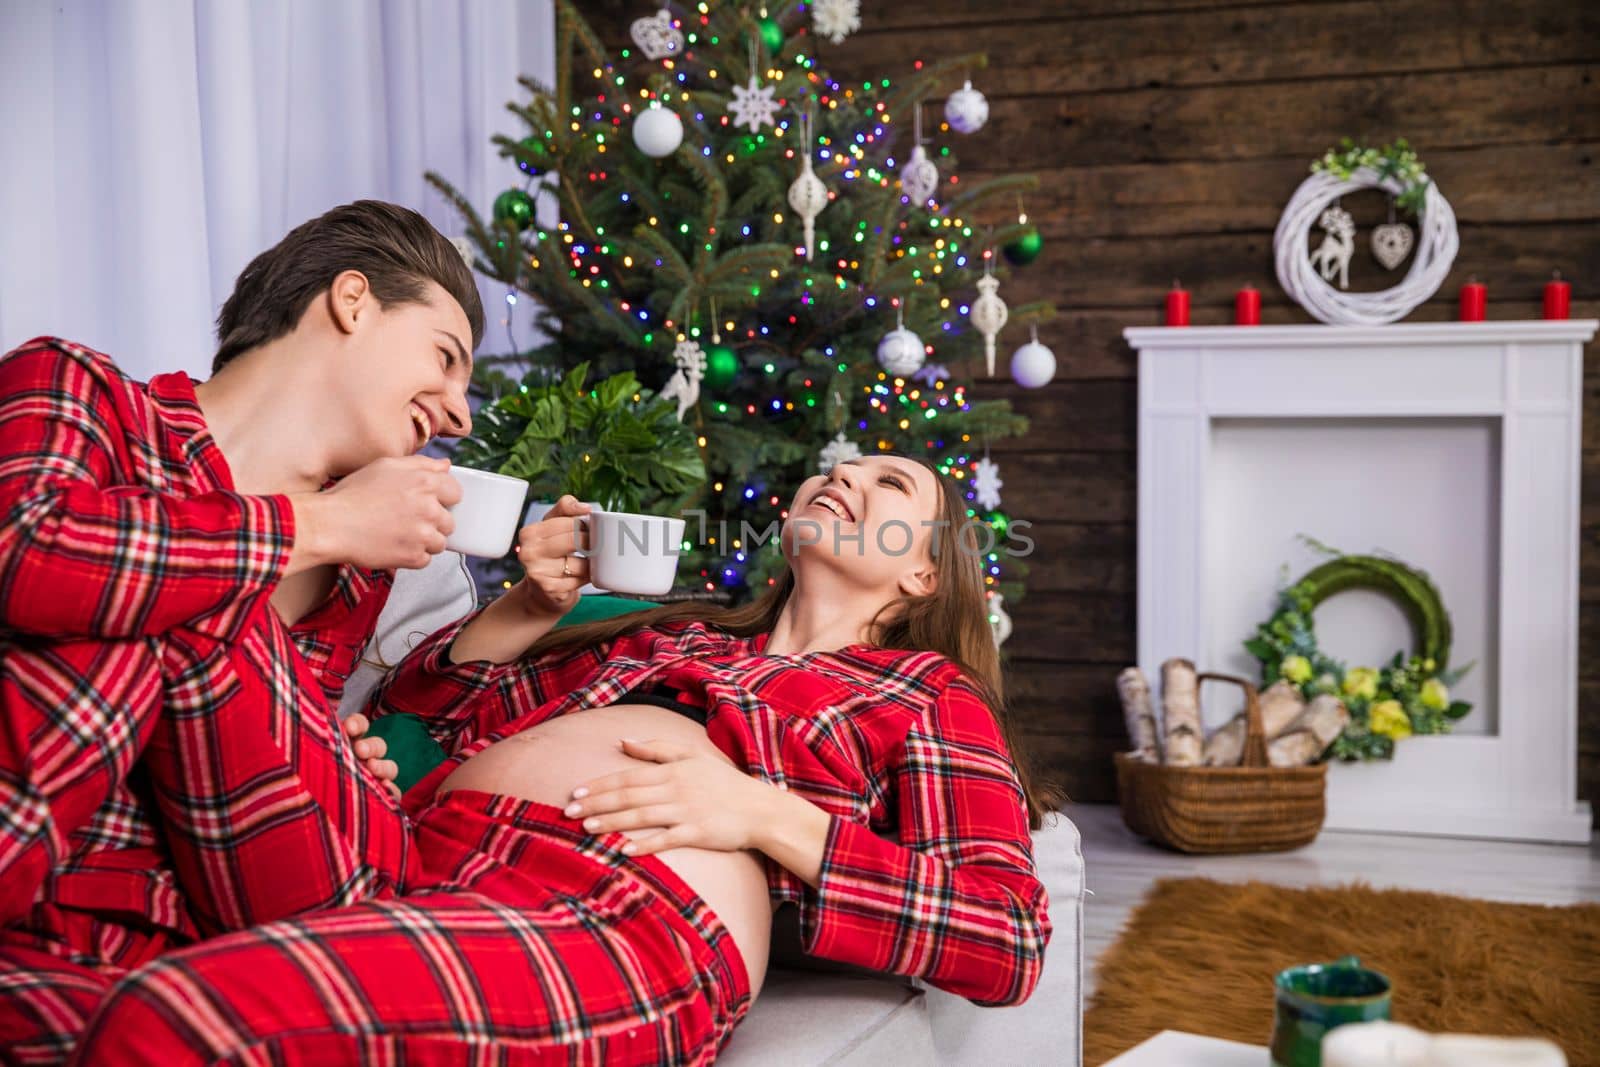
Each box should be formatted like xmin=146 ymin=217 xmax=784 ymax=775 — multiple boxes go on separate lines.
xmin=444 ymin=466 xmax=530 ymax=558
xmin=580 ymin=510 xmax=686 ymax=596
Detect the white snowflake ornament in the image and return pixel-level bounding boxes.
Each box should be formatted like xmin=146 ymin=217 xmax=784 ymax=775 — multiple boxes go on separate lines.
xmin=817 ymin=431 xmax=863 ymax=474
xmin=728 ymin=75 xmax=779 ymax=133
xmin=449 ymin=235 xmax=476 ymax=268
xmin=969 ymin=273 xmax=1008 ymax=376
xmin=972 ymin=455 xmax=1003 ymax=511
xmin=811 ymin=0 xmax=861 ymax=45
xmin=658 ymin=338 xmax=707 ymax=421
xmin=912 ymin=362 xmax=952 ymax=385
xmin=630 ymin=8 xmax=684 ymax=60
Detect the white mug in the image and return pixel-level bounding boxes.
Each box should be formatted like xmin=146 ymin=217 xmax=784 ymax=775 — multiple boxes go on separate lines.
xmin=580 ymin=511 xmax=686 ymax=596
xmin=443 ymin=466 xmax=530 ymax=558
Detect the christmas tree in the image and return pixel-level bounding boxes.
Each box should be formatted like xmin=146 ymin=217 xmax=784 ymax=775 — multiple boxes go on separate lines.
xmin=429 ymin=0 xmax=1055 ymax=622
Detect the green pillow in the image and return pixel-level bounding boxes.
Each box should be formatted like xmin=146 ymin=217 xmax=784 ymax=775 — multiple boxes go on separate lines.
xmin=367 ymin=594 xmax=651 ymax=793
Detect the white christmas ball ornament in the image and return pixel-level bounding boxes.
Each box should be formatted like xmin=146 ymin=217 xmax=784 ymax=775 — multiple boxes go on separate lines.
xmin=876 ymin=326 xmax=926 ymax=377
xmin=899 ymin=145 xmax=939 ymax=205
xmin=1010 ymin=330 xmax=1057 ymax=389
xmin=944 ymin=80 xmax=989 ymax=134
xmin=632 ymin=105 xmax=683 ymax=158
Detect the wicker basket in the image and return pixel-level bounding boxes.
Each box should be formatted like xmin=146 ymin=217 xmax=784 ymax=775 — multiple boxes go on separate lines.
xmin=1114 ymin=671 xmax=1327 ymax=854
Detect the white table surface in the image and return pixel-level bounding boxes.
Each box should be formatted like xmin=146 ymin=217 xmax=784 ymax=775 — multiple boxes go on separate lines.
xmin=1103 ymin=1029 xmax=1268 ymax=1066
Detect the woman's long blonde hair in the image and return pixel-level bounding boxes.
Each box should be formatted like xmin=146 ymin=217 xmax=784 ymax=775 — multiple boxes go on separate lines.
xmin=525 ymin=456 xmax=1064 ymax=828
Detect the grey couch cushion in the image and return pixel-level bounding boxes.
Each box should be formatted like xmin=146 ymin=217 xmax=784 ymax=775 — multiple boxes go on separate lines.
xmin=923 ymin=813 xmax=1084 ymax=1066
xmin=724 ymin=814 xmax=1084 ymax=1066
xmin=717 ymin=971 xmax=934 ymax=1066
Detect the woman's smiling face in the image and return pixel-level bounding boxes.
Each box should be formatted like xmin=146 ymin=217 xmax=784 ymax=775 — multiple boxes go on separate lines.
xmin=784 ymin=455 xmax=944 ymax=593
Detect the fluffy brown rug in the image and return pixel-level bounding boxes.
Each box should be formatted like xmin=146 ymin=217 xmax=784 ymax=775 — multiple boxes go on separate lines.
xmin=1084 ymin=878 xmax=1600 ymax=1066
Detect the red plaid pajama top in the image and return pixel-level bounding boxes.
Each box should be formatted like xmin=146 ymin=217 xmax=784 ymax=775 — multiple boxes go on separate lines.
xmin=373 ymin=609 xmax=1052 ymax=1007
xmin=0 ymin=336 xmax=393 ymax=951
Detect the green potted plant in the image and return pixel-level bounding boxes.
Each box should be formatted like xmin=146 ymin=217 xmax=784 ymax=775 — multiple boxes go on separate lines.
xmin=451 ymin=361 xmax=706 ymax=591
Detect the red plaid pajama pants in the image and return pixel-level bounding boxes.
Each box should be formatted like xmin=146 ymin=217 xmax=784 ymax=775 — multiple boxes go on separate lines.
xmin=6 ymin=596 xmax=750 ymax=1063
xmin=69 ymin=789 xmax=752 ymax=1065
xmin=2 ymin=601 xmax=412 ymax=1061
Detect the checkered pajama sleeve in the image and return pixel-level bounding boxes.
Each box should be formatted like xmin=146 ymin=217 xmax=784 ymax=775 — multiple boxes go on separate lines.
xmin=799 ymin=678 xmax=1052 ymax=1007
xmin=367 ymin=603 xmax=612 ymax=753
xmin=0 ymin=341 xmax=293 ymax=641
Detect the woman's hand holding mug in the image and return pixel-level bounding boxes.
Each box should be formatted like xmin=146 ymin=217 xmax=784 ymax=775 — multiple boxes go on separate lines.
xmin=512 ymin=495 xmax=593 ymax=617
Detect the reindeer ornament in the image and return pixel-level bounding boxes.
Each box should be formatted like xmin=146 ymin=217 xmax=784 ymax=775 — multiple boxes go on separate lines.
xmin=1308 ymin=206 xmax=1355 ymax=290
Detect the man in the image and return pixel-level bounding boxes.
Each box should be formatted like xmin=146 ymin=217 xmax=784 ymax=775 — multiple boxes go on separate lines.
xmin=0 ymin=200 xmax=480 ymax=1061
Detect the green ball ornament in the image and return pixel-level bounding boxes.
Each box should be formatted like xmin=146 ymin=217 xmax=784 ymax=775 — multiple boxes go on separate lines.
xmin=515 ymin=136 xmax=550 ymax=176
xmin=1002 ymin=227 xmax=1043 ymax=266
xmin=492 ymin=188 xmax=535 ymax=231
xmin=757 ymin=16 xmax=783 ymax=55
xmin=703 ymin=343 xmax=739 ymax=391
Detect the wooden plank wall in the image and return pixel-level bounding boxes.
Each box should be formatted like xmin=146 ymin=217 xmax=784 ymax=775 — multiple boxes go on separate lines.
xmin=587 ymin=1 xmax=1600 ymax=817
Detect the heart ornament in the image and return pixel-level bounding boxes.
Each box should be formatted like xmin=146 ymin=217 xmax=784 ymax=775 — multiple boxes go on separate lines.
xmin=630 ymin=8 xmax=683 ymax=60
xmin=1370 ymin=222 xmax=1414 ymax=271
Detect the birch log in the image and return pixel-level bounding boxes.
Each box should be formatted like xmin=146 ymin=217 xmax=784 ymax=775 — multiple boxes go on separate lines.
xmin=1159 ymin=658 xmax=1202 ymax=766
xmin=1201 ymin=680 xmax=1309 ymax=766
xmin=1269 ymin=694 xmax=1350 ymax=767
xmin=1116 ymin=667 xmax=1161 ymax=762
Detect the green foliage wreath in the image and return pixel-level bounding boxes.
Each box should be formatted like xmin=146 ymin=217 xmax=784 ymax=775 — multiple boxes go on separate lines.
xmin=1245 ymin=538 xmax=1475 ymax=761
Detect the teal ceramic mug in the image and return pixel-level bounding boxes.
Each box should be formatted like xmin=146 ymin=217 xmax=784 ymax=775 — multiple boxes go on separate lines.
xmin=1271 ymin=955 xmax=1392 ymax=1067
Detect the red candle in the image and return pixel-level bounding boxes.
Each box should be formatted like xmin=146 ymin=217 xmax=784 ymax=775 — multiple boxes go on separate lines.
xmin=1164 ymin=281 xmax=1190 ymax=326
xmin=1234 ymin=285 xmax=1261 ymax=326
xmin=1543 ymin=271 xmax=1571 ymax=320
xmin=1458 ymin=278 xmax=1487 ymax=322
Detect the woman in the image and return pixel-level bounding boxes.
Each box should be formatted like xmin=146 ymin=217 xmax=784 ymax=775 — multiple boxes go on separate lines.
xmin=73 ymin=455 xmax=1055 ymax=1065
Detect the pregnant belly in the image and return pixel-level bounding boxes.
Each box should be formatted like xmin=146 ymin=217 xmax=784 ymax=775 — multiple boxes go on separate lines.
xmin=436 ymin=704 xmax=772 ymax=1000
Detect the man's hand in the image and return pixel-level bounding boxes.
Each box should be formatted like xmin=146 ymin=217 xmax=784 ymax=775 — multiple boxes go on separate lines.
xmin=292 ymin=456 xmax=461 ymax=572
xmin=343 ymin=713 xmax=401 ymax=799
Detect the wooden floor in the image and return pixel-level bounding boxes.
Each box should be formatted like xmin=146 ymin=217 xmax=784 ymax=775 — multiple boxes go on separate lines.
xmin=1065 ymin=804 xmax=1600 ymax=997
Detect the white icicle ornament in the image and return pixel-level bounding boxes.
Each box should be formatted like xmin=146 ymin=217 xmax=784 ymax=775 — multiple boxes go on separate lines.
xmin=969 ymin=273 xmax=1008 ymax=375
xmin=988 ymin=590 xmax=1013 ymax=647
xmin=899 ymin=144 xmax=938 ymax=205
xmin=787 ymin=116 xmax=828 ymax=261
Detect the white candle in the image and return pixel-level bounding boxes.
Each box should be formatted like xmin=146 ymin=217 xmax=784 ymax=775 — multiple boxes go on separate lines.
xmin=1322 ymin=1022 xmax=1431 ymax=1067
xmin=1322 ymin=1022 xmax=1568 ymax=1067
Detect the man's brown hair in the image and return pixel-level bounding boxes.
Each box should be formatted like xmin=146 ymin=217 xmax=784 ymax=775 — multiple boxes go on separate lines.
xmin=212 ymin=200 xmax=485 ymax=373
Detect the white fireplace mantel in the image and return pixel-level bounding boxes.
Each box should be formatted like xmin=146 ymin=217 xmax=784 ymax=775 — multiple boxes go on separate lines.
xmin=1127 ymin=319 xmax=1597 ymax=843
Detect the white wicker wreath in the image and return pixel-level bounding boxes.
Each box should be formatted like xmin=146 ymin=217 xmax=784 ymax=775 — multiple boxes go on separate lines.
xmin=1273 ymin=165 xmax=1457 ymax=326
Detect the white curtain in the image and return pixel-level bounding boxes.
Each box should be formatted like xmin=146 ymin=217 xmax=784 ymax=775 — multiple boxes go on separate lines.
xmin=0 ymin=0 xmax=553 ymax=382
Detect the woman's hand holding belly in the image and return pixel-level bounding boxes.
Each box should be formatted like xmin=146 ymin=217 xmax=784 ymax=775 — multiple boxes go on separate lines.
xmin=436 ymin=705 xmax=775 ymax=998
